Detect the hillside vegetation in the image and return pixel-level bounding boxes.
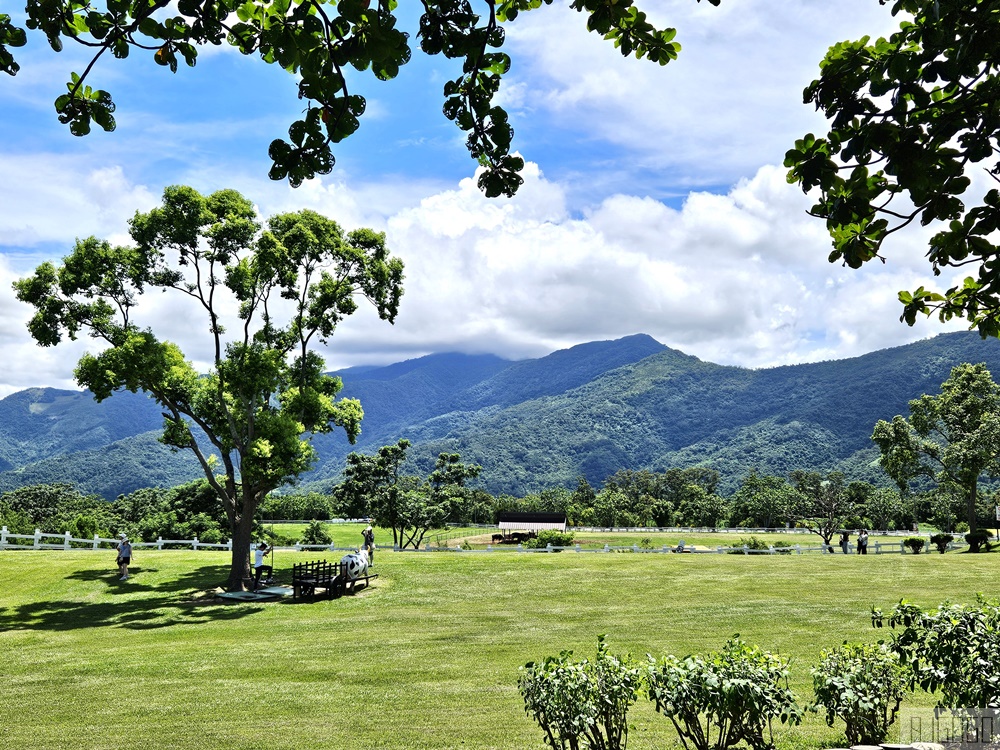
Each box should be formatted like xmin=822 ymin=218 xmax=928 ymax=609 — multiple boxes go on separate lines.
xmin=3 ymin=331 xmax=1000 ymax=498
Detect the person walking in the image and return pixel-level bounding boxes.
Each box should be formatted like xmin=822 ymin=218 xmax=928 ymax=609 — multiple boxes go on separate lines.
xmin=116 ymin=535 xmax=133 ymax=580
xmin=362 ymin=524 xmax=375 ymax=565
xmin=252 ymin=540 xmax=272 ymax=591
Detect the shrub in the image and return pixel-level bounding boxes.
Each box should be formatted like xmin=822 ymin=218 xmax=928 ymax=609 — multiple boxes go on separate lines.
xmin=811 ymin=642 xmax=907 ymax=745
xmin=965 ymin=529 xmax=992 ymax=553
xmin=873 ymin=596 xmax=1000 ymax=709
xmin=929 ymin=533 xmax=953 ymax=554
xmin=300 ymin=520 xmax=332 ymax=545
xmin=524 ymin=530 xmax=575 ymax=549
xmin=520 ymin=636 xmax=641 ymax=750
xmin=727 ymin=536 xmax=773 ymax=554
xmin=903 ymin=537 xmax=925 ymax=554
xmin=646 ymin=638 xmax=802 ymax=750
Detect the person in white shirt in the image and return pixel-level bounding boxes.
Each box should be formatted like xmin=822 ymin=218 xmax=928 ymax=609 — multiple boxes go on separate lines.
xmin=252 ymin=541 xmax=272 ymax=591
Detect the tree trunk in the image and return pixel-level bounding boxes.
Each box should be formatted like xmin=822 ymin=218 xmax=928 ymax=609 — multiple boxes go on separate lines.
xmin=968 ymin=478 xmax=978 ymax=533
xmin=228 ymin=515 xmax=253 ymax=592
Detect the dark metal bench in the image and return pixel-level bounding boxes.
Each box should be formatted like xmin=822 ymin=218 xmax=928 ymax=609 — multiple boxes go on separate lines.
xmin=292 ymin=559 xmax=378 ymax=601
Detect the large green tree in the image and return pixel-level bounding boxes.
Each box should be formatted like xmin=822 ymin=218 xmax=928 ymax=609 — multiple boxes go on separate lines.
xmin=785 ymin=0 xmax=1000 ymax=335
xmin=13 ymin=185 xmax=404 ymax=590
xmin=872 ymin=362 xmax=1000 ymax=533
xmin=789 ymin=469 xmax=854 ymax=549
xmin=729 ymin=471 xmax=805 ymax=530
xmin=0 ymin=0 xmax=717 ymax=197
xmin=336 ymin=439 xmax=481 ymax=548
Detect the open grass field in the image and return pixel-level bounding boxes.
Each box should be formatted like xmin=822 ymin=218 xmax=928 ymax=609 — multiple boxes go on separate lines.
xmin=0 ymin=546 xmax=994 ymax=750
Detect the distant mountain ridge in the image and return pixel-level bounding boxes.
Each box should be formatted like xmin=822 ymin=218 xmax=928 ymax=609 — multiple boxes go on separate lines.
xmin=2 ymin=331 xmax=1000 ymax=498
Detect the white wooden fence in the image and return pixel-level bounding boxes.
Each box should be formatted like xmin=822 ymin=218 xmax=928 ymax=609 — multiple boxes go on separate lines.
xmin=416 ymin=539 xmax=969 ymax=554
xmin=0 ymin=526 xmax=966 ymax=556
xmin=0 ymin=527 xmax=379 ymax=555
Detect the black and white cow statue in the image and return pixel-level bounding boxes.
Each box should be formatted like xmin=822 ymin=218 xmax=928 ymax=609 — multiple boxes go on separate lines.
xmin=340 ymin=547 xmax=369 ymax=580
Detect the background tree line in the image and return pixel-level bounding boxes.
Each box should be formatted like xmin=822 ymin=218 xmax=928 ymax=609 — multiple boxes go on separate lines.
xmin=6 ymin=464 xmax=996 ymax=546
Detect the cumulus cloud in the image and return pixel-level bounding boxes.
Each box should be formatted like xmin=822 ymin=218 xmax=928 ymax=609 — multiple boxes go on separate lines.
xmin=0 ymin=0 xmax=981 ymax=398
xmin=501 ymin=0 xmax=903 ymax=189
xmin=306 ymin=162 xmax=969 ymax=373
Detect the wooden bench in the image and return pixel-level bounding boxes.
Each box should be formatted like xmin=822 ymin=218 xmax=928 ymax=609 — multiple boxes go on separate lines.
xmin=291 ymin=559 xmax=378 ymax=601
xmin=292 ymin=559 xmax=336 ymax=601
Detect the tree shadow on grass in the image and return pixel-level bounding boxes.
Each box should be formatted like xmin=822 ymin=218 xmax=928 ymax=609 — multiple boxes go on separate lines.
xmin=0 ymin=563 xmax=265 ymax=632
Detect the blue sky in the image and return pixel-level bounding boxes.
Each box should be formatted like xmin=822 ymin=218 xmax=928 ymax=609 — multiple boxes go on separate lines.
xmin=0 ymin=0 xmax=977 ymax=396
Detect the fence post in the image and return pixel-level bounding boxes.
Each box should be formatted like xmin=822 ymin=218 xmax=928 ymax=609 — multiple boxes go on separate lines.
xmin=742 ymin=544 xmax=748 ymax=555
xmin=157 ymin=536 xmax=164 ymax=550
xmin=632 ymin=544 xmax=639 ymax=553
xmin=874 ymin=541 xmax=881 ymax=555
xmin=227 ymin=538 xmax=233 ymax=551
xmin=192 ymin=536 xmax=199 ymax=551
xmin=34 ymin=529 xmax=41 ymax=549
xmin=603 ymin=544 xmax=610 ymax=553
xmin=93 ymin=534 xmax=100 ymax=550
xmin=1 ymin=526 xmax=7 ymax=549
xmin=63 ymin=531 xmax=71 ymax=550
xmin=575 ymin=544 xmax=581 ymax=552
xmin=546 ymin=543 xmax=552 ymax=553
xmin=768 ymin=546 xmax=774 ymax=555
xmin=795 ymin=545 xmax=801 ymax=554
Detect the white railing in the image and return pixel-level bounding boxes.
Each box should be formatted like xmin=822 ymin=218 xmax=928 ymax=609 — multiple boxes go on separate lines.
xmin=0 ymin=527 xmax=386 ymax=554
xmin=0 ymin=526 xmax=966 ymax=556
xmin=0 ymin=527 xmax=237 ymax=551
xmin=415 ymin=539 xmax=970 ymax=555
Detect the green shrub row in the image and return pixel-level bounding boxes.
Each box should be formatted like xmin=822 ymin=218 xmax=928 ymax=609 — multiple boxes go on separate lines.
xmin=521 ymin=597 xmax=1000 ymax=750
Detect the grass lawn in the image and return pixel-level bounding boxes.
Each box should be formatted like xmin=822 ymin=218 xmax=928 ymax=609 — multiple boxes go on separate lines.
xmin=0 ymin=547 xmax=993 ymax=750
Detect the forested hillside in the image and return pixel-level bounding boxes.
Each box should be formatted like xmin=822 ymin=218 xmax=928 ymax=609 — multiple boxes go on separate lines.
xmin=1 ymin=331 xmax=999 ymax=498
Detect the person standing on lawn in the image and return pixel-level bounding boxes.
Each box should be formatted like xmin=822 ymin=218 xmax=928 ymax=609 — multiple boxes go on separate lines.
xmin=362 ymin=524 xmax=375 ymax=565
xmin=116 ymin=535 xmax=133 ymax=580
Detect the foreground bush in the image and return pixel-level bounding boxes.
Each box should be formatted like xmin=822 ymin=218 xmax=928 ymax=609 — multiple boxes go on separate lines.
xmin=811 ymin=642 xmax=907 ymax=745
xmin=519 ymin=636 xmax=641 ymax=750
xmin=873 ymin=596 xmax=1000 ymax=709
xmin=646 ymin=638 xmax=801 ymax=750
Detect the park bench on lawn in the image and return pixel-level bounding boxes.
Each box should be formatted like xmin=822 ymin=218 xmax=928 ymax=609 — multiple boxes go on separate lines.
xmin=291 ymin=559 xmax=378 ymax=602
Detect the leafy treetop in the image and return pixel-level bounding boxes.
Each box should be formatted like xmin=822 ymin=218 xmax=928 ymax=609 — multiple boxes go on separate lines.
xmin=0 ymin=0 xmax=719 ymax=197
xmin=785 ymin=0 xmax=1000 ymax=336
xmin=13 ymin=185 xmax=404 ymax=590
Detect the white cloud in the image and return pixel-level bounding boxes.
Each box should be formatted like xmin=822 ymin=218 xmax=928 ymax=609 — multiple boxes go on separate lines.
xmin=0 ymin=1 xmax=984 ymax=399
xmin=502 ymin=0 xmax=904 ymax=187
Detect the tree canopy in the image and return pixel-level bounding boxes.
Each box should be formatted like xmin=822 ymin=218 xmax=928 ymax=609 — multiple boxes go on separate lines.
xmin=1 ymin=0 xmax=718 ymax=197
xmin=13 ymin=185 xmax=404 ymax=589
xmin=336 ymin=439 xmax=481 ymax=548
xmin=785 ymin=0 xmax=1000 ymax=336
xmin=872 ymin=361 xmax=1000 ymax=534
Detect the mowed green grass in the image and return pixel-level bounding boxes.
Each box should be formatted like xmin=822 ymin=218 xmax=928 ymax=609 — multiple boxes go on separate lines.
xmin=0 ymin=549 xmax=992 ymax=750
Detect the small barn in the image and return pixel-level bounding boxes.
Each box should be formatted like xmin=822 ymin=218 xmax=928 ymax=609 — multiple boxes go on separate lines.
xmin=496 ymin=512 xmax=567 ymax=542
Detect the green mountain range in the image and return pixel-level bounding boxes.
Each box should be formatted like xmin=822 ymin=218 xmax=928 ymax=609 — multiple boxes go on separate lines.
xmin=3 ymin=331 xmax=999 ymax=499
